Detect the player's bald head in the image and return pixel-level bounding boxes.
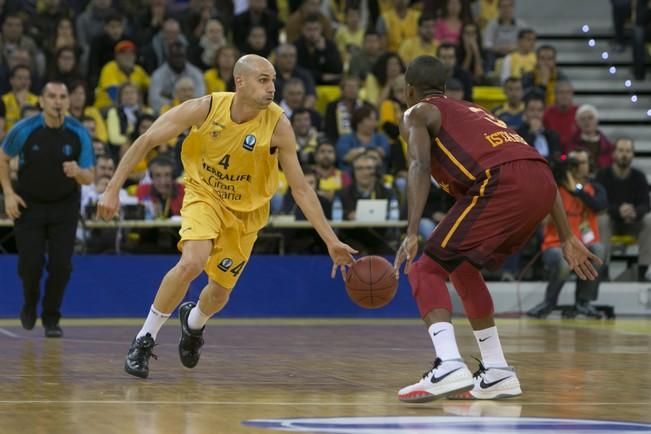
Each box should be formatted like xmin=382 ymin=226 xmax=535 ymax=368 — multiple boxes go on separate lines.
xmin=233 ymin=54 xmax=276 ymax=107
xmin=233 ymin=54 xmax=274 ymax=78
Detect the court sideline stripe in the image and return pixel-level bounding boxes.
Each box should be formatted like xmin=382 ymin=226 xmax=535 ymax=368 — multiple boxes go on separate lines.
xmin=0 ymin=400 xmax=648 ymax=406
xmin=0 ymin=328 xmax=18 ymax=338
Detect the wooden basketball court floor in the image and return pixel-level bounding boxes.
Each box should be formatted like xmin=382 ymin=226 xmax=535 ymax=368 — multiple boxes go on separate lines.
xmin=0 ymin=317 xmax=649 ymax=434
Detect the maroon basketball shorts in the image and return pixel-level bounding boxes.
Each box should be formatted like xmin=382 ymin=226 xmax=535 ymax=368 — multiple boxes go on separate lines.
xmin=424 ymin=159 xmax=557 ymax=272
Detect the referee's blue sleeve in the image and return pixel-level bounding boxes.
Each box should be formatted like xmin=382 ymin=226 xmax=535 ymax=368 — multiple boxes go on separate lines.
xmin=1 ymin=116 xmax=41 ymax=157
xmin=78 ymin=129 xmax=94 ymax=169
xmin=67 ymin=118 xmax=95 ymax=169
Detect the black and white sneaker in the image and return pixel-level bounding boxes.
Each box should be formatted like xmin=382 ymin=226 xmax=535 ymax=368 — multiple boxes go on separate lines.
xmin=178 ymin=302 xmax=204 ymax=368
xmin=124 ymin=333 xmax=157 ymax=379
xmin=398 ymin=358 xmax=473 ymax=403
xmin=447 ymin=361 xmax=522 ymax=400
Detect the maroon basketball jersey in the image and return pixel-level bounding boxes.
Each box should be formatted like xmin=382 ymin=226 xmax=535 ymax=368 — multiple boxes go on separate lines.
xmin=423 ymin=95 xmax=546 ymax=198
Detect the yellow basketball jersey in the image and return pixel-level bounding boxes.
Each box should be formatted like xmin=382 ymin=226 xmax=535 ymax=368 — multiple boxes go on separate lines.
xmin=181 ymin=92 xmax=284 ymax=213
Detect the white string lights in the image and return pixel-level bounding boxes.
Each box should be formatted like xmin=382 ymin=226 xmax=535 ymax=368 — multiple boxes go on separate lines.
xmin=581 ymin=23 xmax=651 ymax=117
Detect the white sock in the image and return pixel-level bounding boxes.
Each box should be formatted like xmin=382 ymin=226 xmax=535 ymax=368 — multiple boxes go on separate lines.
xmin=136 ymin=305 xmax=171 ymax=340
xmin=187 ymin=305 xmax=210 ymax=330
xmin=473 ymin=326 xmax=508 ymax=368
xmin=428 ymin=322 xmax=462 ymax=362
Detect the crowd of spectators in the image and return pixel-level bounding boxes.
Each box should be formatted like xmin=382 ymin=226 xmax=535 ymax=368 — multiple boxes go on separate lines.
xmin=0 ymin=0 xmax=649 ymax=289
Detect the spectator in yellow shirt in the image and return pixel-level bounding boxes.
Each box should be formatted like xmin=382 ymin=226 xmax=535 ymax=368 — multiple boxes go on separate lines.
xmin=376 ymin=0 xmax=420 ymax=52
xmin=500 ymin=28 xmax=537 ymax=84
xmin=94 ymin=40 xmax=150 ymax=109
xmin=335 ymin=4 xmax=365 ymax=67
xmin=361 ymin=52 xmax=405 ymax=105
xmin=68 ymin=80 xmax=108 ymax=143
xmin=399 ymin=15 xmax=439 ymax=65
xmin=477 ymin=0 xmax=499 ymax=29
xmin=1 ymin=65 xmax=38 ymax=132
xmin=203 ymin=45 xmax=238 ymax=94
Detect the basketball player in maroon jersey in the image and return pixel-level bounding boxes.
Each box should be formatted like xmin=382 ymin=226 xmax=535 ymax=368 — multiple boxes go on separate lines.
xmin=393 ymin=56 xmax=602 ymax=402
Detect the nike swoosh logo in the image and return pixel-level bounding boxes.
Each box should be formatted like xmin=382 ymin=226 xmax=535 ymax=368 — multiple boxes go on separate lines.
xmin=430 ymin=367 xmax=461 ymax=384
xmin=432 ymin=330 xmax=445 ymax=336
xmin=480 ymin=376 xmax=510 ymax=389
xmin=478 ymin=337 xmax=490 ymax=342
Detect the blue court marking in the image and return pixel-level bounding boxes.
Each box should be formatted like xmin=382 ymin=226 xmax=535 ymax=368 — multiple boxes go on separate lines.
xmin=243 ymin=416 xmax=651 ymax=433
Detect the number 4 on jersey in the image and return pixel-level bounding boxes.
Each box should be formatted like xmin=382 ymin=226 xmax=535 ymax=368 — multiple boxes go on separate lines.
xmin=218 ymin=154 xmax=230 ymax=170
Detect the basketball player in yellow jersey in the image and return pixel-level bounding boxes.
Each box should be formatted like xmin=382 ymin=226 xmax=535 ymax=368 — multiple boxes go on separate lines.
xmin=98 ymin=55 xmax=357 ymax=379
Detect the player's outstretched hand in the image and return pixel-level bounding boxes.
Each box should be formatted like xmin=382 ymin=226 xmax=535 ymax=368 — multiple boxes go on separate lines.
xmin=97 ymin=188 xmax=120 ymax=220
xmin=328 ymin=240 xmax=358 ymax=279
xmin=394 ymin=234 xmax=418 ymax=279
xmin=561 ymin=236 xmax=603 ymax=280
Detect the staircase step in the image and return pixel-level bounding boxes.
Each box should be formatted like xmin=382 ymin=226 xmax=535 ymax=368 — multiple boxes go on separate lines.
xmin=600 ymin=125 xmax=651 ymax=142
xmin=563 ymin=66 xmax=630 ymax=81
xmin=557 ymin=50 xmax=635 ymax=64
xmin=573 ymin=80 xmax=651 ymax=93
xmin=542 ymin=38 xmax=626 ymax=53
xmin=574 ymin=95 xmax=643 ymax=108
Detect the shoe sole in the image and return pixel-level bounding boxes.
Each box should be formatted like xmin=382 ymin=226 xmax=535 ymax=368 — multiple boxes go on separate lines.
xmin=178 ymin=302 xmax=200 ymax=369
xmin=447 ymin=390 xmax=522 ymax=400
xmin=124 ymin=362 xmax=148 ymax=379
xmin=448 ymin=378 xmax=523 ymax=400
xmin=399 ymin=377 xmax=475 ymax=403
xmin=45 ymin=333 xmax=63 ymax=338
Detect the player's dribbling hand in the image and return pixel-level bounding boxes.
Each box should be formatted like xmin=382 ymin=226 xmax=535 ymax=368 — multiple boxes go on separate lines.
xmin=561 ymin=236 xmax=603 ymax=280
xmin=96 ymin=189 xmax=120 ymax=220
xmin=394 ymin=234 xmax=418 ymax=279
xmin=328 ymin=240 xmax=358 ymax=279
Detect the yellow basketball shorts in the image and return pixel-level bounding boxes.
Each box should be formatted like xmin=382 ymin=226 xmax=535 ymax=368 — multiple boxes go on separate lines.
xmin=178 ymin=198 xmax=267 ymax=289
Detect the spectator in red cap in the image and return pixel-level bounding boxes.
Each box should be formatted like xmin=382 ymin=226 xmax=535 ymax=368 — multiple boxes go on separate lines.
xmin=94 ymin=40 xmax=150 ymax=109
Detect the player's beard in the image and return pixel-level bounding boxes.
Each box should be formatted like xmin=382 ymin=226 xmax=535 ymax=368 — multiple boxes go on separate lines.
xmin=615 ymin=159 xmax=631 ymax=170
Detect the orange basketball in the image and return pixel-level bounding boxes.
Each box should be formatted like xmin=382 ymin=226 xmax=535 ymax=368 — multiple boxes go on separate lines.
xmin=345 ymin=256 xmax=398 ymax=309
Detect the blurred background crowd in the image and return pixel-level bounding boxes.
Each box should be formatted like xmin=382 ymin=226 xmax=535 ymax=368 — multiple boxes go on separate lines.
xmin=0 ymin=0 xmax=649 ymax=296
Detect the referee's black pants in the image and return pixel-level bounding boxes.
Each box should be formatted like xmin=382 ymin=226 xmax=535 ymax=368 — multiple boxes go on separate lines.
xmin=14 ymin=196 xmax=79 ymax=327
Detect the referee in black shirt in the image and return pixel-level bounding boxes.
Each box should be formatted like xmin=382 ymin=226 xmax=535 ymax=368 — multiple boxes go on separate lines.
xmin=0 ymin=82 xmax=94 ymax=338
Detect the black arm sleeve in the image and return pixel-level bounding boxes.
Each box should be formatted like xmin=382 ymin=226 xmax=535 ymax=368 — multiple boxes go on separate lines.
xmin=575 ymin=181 xmax=608 ymax=212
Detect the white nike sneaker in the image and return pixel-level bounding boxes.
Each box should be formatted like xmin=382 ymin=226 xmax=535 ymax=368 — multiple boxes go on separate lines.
xmin=447 ymin=361 xmax=522 ymax=400
xmin=398 ymin=358 xmax=474 ymax=403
